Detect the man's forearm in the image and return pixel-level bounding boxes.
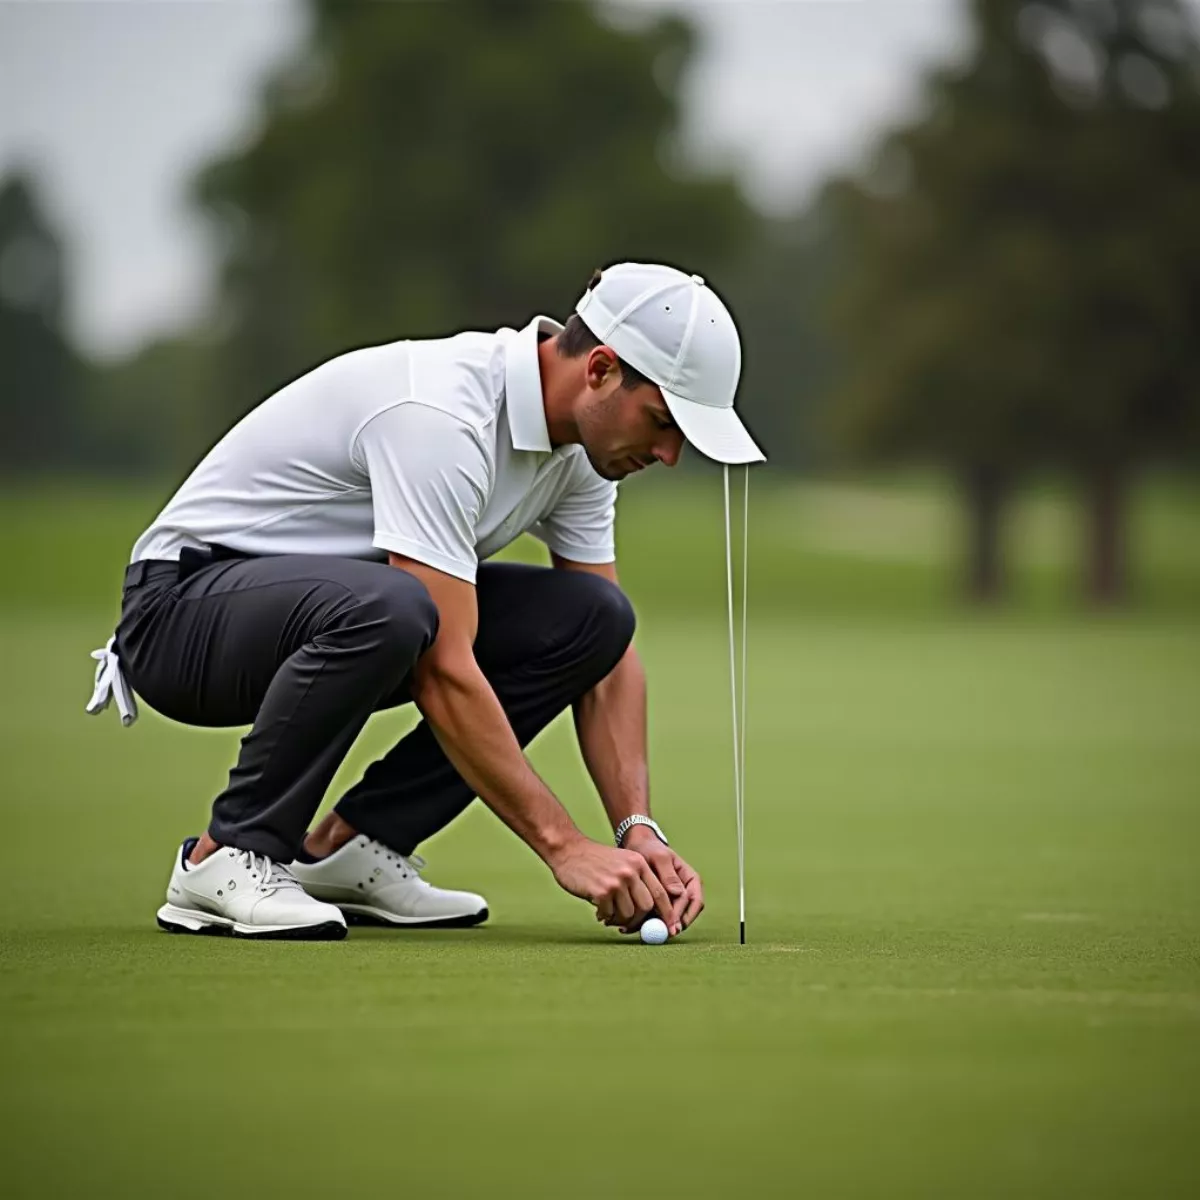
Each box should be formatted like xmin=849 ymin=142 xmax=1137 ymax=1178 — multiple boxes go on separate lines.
xmin=413 ymin=658 xmax=580 ymax=861
xmin=573 ymin=645 xmax=652 ymax=835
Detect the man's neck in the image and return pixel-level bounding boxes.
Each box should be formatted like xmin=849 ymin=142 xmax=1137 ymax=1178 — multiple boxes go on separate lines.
xmin=537 ymin=335 xmax=582 ymax=450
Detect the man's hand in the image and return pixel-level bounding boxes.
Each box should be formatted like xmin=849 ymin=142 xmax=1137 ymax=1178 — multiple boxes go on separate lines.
xmin=547 ymin=836 xmax=675 ymax=930
xmin=621 ymin=825 xmax=705 ymax=936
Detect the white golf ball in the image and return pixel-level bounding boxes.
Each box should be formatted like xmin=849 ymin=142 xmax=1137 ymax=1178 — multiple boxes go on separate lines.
xmin=640 ymin=917 xmax=669 ymax=945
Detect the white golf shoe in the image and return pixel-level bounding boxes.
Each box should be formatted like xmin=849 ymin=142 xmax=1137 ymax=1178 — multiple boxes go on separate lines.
xmin=291 ymin=834 xmax=489 ymax=928
xmin=156 ymin=839 xmax=347 ymax=941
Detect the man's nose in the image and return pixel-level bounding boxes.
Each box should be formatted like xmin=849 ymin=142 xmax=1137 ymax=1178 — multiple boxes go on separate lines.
xmin=654 ymin=430 xmax=684 ymax=468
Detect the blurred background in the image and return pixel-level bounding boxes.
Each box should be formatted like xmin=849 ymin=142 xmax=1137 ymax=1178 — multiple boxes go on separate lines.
xmin=2 ymin=0 xmax=1198 ymax=614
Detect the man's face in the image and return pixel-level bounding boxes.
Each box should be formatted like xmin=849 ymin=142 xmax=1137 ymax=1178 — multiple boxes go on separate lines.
xmin=575 ymin=349 xmax=687 ymax=482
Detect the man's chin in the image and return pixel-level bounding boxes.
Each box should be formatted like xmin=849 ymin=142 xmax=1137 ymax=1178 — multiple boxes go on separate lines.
xmin=586 ymin=452 xmax=628 ymax=482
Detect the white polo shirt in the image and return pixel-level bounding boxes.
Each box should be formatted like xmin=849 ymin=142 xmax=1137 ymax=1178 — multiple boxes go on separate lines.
xmin=129 ymin=316 xmax=618 ymax=583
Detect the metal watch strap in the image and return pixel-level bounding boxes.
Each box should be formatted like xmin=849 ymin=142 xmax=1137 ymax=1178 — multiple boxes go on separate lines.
xmin=614 ymin=815 xmax=669 ymax=848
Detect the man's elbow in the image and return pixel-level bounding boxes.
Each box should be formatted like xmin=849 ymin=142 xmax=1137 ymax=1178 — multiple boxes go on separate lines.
xmin=410 ymin=643 xmax=476 ymax=711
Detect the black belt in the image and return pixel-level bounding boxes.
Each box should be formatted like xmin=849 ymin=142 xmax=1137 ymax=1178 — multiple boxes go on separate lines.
xmin=124 ymin=544 xmax=251 ymax=589
xmin=123 ymin=560 xmax=177 ymax=588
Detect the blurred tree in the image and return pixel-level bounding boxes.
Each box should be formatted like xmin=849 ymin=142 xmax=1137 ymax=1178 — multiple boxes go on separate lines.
xmin=723 ymin=202 xmax=845 ymax=472
xmin=1032 ymin=0 xmax=1200 ymax=601
xmin=83 ymin=331 xmax=223 ymax=478
xmin=0 ymin=170 xmax=78 ymax=473
xmin=192 ymin=0 xmax=757 ymax=425
xmin=826 ymin=0 xmax=1200 ymax=603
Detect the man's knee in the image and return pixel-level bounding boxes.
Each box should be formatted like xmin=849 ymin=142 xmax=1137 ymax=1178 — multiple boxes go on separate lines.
xmin=331 ymin=569 xmax=440 ymax=665
xmin=572 ymin=572 xmax=637 ymax=658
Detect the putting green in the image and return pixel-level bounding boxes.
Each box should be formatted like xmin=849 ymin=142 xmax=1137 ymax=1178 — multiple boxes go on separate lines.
xmin=2 ymin=478 xmax=1197 ymax=1196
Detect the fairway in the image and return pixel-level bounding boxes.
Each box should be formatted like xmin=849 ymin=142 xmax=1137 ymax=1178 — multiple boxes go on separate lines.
xmin=2 ymin=479 xmax=1199 ymax=1198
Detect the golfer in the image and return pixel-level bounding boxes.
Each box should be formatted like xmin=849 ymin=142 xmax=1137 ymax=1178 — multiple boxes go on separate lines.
xmin=86 ymin=262 xmax=764 ymax=941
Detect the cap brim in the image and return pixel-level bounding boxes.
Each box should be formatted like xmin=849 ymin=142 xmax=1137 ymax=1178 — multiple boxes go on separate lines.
xmin=662 ymin=391 xmax=766 ymax=465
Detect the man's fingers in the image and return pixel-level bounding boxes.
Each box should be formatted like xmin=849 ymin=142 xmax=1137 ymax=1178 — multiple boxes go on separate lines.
xmin=611 ymin=874 xmax=657 ymax=932
xmin=649 ymin=857 xmax=686 ymax=933
xmin=637 ymin=861 xmax=674 ymax=925
xmin=579 ymin=847 xmax=699 ymax=935
xmin=655 ymin=857 xmax=686 ymax=899
xmin=672 ymin=857 xmax=704 ymax=929
xmin=680 ymin=876 xmax=705 ymax=929
xmin=627 ymin=876 xmax=656 ymax=921
xmin=610 ymin=885 xmax=637 ymax=926
xmin=594 ymin=892 xmax=615 ymax=925
xmin=659 ymin=854 xmax=700 ymax=933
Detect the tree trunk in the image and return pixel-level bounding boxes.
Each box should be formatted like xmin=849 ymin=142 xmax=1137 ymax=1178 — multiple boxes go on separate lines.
xmin=1083 ymin=464 xmax=1127 ymax=605
xmin=962 ymin=465 xmax=1007 ymax=603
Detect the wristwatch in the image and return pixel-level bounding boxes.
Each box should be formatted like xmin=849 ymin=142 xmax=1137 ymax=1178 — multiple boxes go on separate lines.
xmin=614 ymin=814 xmax=669 ymax=848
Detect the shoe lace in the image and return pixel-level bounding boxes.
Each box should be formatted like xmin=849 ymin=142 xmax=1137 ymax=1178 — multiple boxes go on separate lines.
xmin=237 ymin=850 xmax=304 ymax=896
xmin=378 ymin=844 xmax=426 ymax=880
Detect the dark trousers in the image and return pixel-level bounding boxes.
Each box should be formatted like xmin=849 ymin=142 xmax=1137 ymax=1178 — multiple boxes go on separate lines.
xmin=115 ymin=551 xmax=635 ymax=861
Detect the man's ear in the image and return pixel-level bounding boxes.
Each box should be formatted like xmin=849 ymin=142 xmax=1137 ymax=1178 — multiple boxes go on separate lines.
xmin=585 ymin=345 xmax=621 ymax=390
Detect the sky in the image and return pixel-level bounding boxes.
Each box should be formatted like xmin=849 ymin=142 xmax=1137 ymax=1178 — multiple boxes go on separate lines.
xmin=0 ymin=0 xmax=969 ymax=359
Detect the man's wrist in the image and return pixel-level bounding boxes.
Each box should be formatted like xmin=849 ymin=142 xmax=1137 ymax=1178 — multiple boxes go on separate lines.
xmin=614 ymin=814 xmax=669 ymax=848
xmin=535 ymin=819 xmax=585 ymax=864
xmin=621 ymin=825 xmax=665 ymax=852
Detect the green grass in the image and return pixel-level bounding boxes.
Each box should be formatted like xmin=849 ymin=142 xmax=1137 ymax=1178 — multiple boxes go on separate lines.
xmin=10 ymin=470 xmax=1200 ymax=618
xmin=1 ymin=478 xmax=1199 ymax=1197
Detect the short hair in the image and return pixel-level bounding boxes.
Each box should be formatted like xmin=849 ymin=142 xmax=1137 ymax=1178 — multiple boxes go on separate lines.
xmin=556 ymin=315 xmax=653 ymax=393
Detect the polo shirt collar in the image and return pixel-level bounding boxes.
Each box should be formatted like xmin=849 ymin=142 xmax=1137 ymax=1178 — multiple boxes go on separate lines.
xmin=504 ymin=315 xmax=563 ymax=453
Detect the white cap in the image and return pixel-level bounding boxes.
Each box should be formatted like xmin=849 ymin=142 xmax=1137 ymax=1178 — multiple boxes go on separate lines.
xmin=574 ymin=263 xmax=765 ymax=465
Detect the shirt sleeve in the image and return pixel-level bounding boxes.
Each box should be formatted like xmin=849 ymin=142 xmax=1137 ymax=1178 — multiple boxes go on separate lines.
xmin=531 ymin=458 xmax=617 ymax=564
xmin=353 ymin=402 xmax=492 ymax=583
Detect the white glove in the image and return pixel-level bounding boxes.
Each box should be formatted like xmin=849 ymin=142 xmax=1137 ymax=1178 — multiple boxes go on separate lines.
xmin=85 ymin=636 xmax=139 ymax=727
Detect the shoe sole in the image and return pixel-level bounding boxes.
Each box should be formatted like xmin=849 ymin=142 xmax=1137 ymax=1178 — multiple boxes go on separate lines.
xmin=339 ymin=904 xmax=489 ymax=929
xmin=156 ymin=904 xmax=347 ymax=941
